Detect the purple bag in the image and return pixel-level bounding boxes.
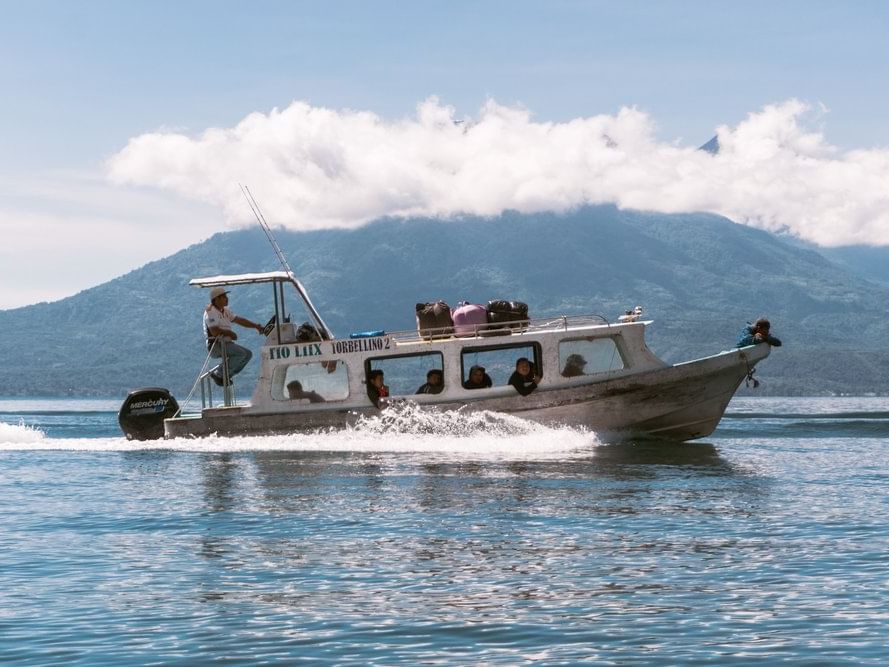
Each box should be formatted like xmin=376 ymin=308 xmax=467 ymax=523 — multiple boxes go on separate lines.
xmin=451 ymin=302 xmax=489 ymax=337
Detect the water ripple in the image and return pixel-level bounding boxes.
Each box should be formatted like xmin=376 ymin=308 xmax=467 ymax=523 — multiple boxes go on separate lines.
xmin=2 ymin=399 xmax=889 ymax=664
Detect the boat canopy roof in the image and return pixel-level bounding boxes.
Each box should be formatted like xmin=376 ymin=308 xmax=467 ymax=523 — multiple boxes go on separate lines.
xmin=189 ymin=271 xmax=294 ymax=288
xmin=190 ymin=270 xmax=336 ymax=341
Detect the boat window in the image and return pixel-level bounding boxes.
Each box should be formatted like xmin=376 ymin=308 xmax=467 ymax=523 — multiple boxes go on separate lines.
xmin=460 ymin=343 xmax=541 ymax=388
xmin=365 ymin=352 xmax=445 ymax=396
xmin=559 ymin=337 xmax=624 ymax=376
xmin=272 ymin=360 xmax=349 ymax=402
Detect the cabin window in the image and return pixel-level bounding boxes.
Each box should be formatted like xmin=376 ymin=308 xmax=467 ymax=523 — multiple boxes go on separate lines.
xmin=558 ymin=337 xmax=624 ymax=377
xmin=272 ymin=360 xmax=349 ymax=402
xmin=365 ymin=352 xmax=445 ymax=396
xmin=460 ymin=342 xmax=542 ymax=389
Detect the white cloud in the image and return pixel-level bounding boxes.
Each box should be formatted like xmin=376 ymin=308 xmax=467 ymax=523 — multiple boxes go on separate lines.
xmin=107 ymin=97 xmax=889 ymax=247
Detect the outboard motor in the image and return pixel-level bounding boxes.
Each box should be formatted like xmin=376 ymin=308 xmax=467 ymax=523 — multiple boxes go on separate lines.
xmin=118 ymin=387 xmax=179 ymax=440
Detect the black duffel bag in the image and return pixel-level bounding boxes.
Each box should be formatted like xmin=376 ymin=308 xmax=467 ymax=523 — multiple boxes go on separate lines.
xmin=296 ymin=322 xmax=324 ymax=342
xmin=486 ymin=300 xmax=530 ymax=330
xmin=416 ymin=301 xmax=454 ymax=338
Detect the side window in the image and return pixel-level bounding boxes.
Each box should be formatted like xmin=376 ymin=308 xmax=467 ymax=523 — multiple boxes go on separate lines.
xmin=366 ymin=352 xmax=444 ymax=396
xmin=460 ymin=343 xmax=541 ymax=388
xmin=559 ymin=337 xmax=624 ymax=377
xmin=273 ymin=361 xmax=349 ymax=402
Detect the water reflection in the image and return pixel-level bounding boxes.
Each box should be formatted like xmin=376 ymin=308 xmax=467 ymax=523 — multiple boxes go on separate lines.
xmin=191 ymin=442 xmax=754 ymax=525
xmin=593 ymin=439 xmax=733 ymax=470
xmin=251 ymin=450 xmax=336 ymax=512
xmin=198 ymin=453 xmax=239 ymax=562
xmin=171 ymin=438 xmax=781 ymax=656
xmin=201 ymin=452 xmax=237 ymax=513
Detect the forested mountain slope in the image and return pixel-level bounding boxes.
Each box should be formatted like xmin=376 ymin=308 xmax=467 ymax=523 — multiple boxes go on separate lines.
xmin=2 ymin=206 xmax=888 ymax=397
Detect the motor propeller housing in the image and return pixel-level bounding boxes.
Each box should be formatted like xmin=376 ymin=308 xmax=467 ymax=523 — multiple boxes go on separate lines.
xmin=118 ymin=387 xmax=179 ymax=440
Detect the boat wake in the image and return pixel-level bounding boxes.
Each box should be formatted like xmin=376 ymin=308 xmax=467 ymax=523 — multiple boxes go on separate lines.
xmin=0 ymin=403 xmax=599 ymax=460
xmin=352 ymin=401 xmax=555 ymax=436
xmin=0 ymin=420 xmax=45 ymax=445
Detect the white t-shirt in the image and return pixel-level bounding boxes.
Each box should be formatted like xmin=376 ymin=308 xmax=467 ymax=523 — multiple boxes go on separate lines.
xmin=203 ymin=305 xmax=237 ymax=343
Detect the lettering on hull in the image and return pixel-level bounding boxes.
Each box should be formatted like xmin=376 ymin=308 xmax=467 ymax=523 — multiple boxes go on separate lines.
xmin=268 ymin=343 xmax=324 ymax=360
xmin=329 ymin=337 xmax=391 ymax=355
xmin=267 ymin=337 xmax=391 ymax=360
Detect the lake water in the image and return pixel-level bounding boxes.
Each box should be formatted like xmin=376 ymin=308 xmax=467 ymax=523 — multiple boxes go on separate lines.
xmin=1 ymin=397 xmax=888 ymax=665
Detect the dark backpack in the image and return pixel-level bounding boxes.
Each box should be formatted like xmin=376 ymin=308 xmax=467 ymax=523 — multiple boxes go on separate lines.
xmin=416 ymin=301 xmax=454 ymax=338
xmin=486 ymin=300 xmax=530 ymax=330
xmin=296 ymin=322 xmax=323 ymax=342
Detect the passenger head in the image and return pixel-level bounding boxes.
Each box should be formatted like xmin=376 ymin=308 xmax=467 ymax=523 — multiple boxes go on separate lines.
xmin=468 ymin=365 xmax=486 ymax=384
xmin=286 ymin=380 xmax=304 ymax=398
xmin=562 ymin=353 xmax=587 ymax=376
xmin=515 ymin=357 xmax=532 ymax=376
xmin=754 ymin=318 xmax=771 ymax=332
xmin=427 ymin=369 xmax=443 ymax=385
xmin=368 ymin=369 xmax=385 ymax=388
xmin=567 ymin=354 xmax=586 ymax=366
xmin=209 ymin=286 xmax=230 ymax=307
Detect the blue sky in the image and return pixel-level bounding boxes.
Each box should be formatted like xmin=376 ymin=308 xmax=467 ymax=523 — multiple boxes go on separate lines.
xmin=2 ymin=1 xmax=889 ymax=308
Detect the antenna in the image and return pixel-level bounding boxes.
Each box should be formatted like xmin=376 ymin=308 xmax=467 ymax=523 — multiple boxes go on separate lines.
xmin=240 ymin=184 xmax=293 ymax=275
xmin=239 ymin=185 xmax=335 ymax=340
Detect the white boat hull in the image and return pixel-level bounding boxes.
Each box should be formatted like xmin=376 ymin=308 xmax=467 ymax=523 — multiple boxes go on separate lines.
xmin=164 ymin=344 xmax=769 ymax=442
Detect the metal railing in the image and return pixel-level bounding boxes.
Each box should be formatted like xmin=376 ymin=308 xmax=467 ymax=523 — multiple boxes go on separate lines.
xmin=387 ymin=313 xmax=613 ymax=346
xmin=174 ymin=338 xmax=236 ymax=418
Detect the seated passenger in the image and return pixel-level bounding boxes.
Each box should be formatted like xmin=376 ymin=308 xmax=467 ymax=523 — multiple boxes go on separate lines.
xmin=416 ymin=369 xmax=444 ymax=395
xmin=508 ymin=357 xmax=541 ymax=396
xmin=561 ymin=354 xmax=588 ymax=377
xmin=463 ymin=365 xmax=493 ymax=390
xmin=737 ymin=318 xmax=782 ymax=347
xmin=286 ymin=380 xmax=325 ymax=403
xmin=366 ymin=369 xmax=389 ymax=408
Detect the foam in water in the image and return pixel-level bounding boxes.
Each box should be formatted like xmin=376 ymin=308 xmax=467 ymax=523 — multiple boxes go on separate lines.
xmin=352 ymin=401 xmax=552 ymax=436
xmin=0 ymin=402 xmax=600 ymax=460
xmin=0 ymin=420 xmax=45 ymax=445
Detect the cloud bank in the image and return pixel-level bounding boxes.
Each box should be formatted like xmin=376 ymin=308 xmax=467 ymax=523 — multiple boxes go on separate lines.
xmin=108 ymin=98 xmax=889 ymax=247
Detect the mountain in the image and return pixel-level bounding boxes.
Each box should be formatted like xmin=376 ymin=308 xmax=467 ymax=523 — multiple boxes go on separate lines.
xmin=815 ymin=245 xmax=889 ymax=287
xmin=699 ymin=136 xmax=720 ymax=154
xmin=2 ymin=205 xmax=889 ymax=398
xmin=695 ymin=134 xmax=889 ymax=287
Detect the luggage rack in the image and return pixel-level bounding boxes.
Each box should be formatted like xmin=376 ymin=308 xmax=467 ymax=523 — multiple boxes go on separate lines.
xmin=388 ymin=313 xmax=613 ymax=346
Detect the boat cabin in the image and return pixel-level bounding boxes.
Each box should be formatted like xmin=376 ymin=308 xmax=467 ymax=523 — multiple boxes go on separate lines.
xmin=170 ymin=272 xmax=664 ymax=432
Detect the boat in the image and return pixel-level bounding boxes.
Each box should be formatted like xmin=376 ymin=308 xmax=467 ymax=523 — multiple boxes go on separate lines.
xmin=117 ymin=268 xmax=772 ymax=442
